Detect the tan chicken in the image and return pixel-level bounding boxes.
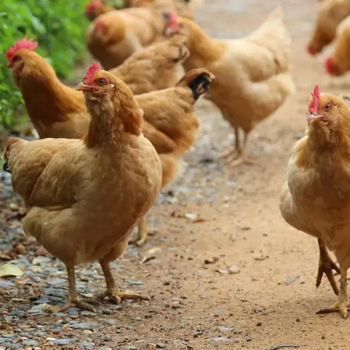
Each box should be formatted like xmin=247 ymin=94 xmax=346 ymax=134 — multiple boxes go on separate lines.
xmin=2 ymin=63 xmax=162 ymax=311
xmin=324 ymin=15 xmax=350 ymax=76
xmin=111 ymin=35 xmax=190 ymax=95
xmin=307 ymin=0 xmax=350 ymax=55
xmin=131 ymin=68 xmax=214 ymax=245
xmin=86 ymin=8 xmax=166 ymax=69
xmin=85 ymin=0 xmax=115 ymax=21
xmin=165 ymin=9 xmax=294 ymax=166
xmin=280 ymin=86 xmax=350 ymax=318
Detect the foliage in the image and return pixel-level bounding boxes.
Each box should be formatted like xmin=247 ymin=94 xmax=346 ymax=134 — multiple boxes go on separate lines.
xmin=0 ymin=0 xmax=90 ymax=128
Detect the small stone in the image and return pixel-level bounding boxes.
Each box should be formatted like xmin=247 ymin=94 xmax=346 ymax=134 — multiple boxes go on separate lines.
xmin=81 ymin=311 xmax=96 ymax=317
xmin=15 ymin=244 xmax=26 ymax=255
xmin=9 ymin=203 xmax=19 ymax=211
xmin=22 ymin=340 xmax=39 ymax=347
xmin=69 ymin=322 xmax=95 ymax=330
xmin=28 ymin=304 xmax=52 ymax=315
xmin=253 ymin=307 xmax=262 ymax=313
xmin=48 ymin=338 xmax=76 ymax=345
xmin=228 ymin=265 xmax=240 ymax=274
xmin=79 ymin=342 xmax=95 ymax=349
xmin=157 ymin=344 xmax=166 ymax=348
xmin=217 ymin=326 xmax=233 ymax=332
xmin=204 ymin=257 xmax=219 ymax=264
xmin=105 ymin=319 xmax=118 ymax=325
xmin=285 ymin=275 xmax=300 ymax=285
xmin=213 ymin=337 xmax=229 ymax=342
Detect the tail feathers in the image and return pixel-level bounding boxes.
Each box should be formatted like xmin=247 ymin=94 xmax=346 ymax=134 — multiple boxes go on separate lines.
xmin=177 ymin=68 xmax=215 ymax=100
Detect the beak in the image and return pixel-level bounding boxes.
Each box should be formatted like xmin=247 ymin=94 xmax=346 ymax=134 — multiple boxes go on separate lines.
xmin=76 ymin=82 xmax=93 ymax=92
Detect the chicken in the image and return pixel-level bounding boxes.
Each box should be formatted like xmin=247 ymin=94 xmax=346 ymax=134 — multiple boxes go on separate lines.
xmin=111 ymin=35 xmax=190 ymax=95
xmin=279 ymin=86 xmax=350 ymax=318
xmin=130 ymin=68 xmax=214 ymax=245
xmin=307 ymin=0 xmax=350 ymax=56
xmin=7 ymin=37 xmax=211 ymax=247
xmin=7 ymin=36 xmax=188 ymax=138
xmin=324 ymin=15 xmax=350 ymax=76
xmin=164 ymin=9 xmax=294 ymax=166
xmin=86 ymin=7 xmax=166 ymax=69
xmin=85 ymin=0 xmax=115 ymax=21
xmin=2 ymin=62 xmax=162 ymax=311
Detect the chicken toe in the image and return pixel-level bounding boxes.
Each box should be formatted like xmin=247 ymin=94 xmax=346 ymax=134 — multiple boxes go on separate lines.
xmin=129 ymin=216 xmax=149 ymax=246
xmin=316 ymin=267 xmax=348 ymax=318
xmin=316 ymin=239 xmax=340 ymax=295
xmin=99 ymin=260 xmax=150 ymax=304
xmin=228 ymin=154 xmax=256 ymax=167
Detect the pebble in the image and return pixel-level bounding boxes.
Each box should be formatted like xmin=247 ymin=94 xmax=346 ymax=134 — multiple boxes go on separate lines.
xmin=79 ymin=342 xmax=95 ymax=349
xmin=28 ymin=304 xmax=52 ymax=315
xmin=212 ymin=337 xmax=229 ymax=342
xmin=228 ymin=265 xmax=240 ymax=274
xmin=69 ymin=322 xmax=95 ymax=330
xmin=22 ymin=340 xmax=39 ymax=347
xmin=157 ymin=344 xmax=166 ymax=348
xmin=0 ymin=280 xmax=15 ymax=288
xmin=48 ymin=338 xmax=76 ymax=345
xmin=218 ymin=326 xmax=234 ymax=332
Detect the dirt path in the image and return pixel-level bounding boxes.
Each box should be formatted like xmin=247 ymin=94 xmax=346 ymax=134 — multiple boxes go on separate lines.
xmin=1 ymin=0 xmax=350 ymax=349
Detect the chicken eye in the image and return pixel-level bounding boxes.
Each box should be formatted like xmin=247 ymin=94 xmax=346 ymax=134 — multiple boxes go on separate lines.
xmin=97 ymin=78 xmax=107 ymax=86
xmin=12 ymin=55 xmax=22 ymax=63
xmin=324 ymin=103 xmax=331 ymax=111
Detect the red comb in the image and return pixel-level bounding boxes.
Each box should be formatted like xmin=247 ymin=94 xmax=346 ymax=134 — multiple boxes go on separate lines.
xmin=168 ymin=12 xmax=178 ymax=23
xmin=86 ymin=0 xmax=101 ymax=13
xmin=309 ymin=86 xmax=320 ymax=114
xmin=6 ymin=37 xmax=38 ymax=62
xmin=325 ymin=57 xmax=334 ymax=75
xmin=83 ymin=62 xmax=102 ymax=84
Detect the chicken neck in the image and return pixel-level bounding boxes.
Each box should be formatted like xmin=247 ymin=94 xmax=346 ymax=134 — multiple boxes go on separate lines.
xmin=316 ymin=238 xmax=340 ymax=295
xmin=98 ymin=259 xmax=150 ymax=304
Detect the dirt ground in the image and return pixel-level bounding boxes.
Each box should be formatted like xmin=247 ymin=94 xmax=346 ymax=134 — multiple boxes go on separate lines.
xmin=2 ymin=0 xmax=350 ymax=349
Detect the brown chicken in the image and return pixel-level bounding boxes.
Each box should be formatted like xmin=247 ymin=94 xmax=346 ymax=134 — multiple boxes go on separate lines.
xmin=6 ymin=36 xmax=188 ymax=138
xmin=307 ymin=0 xmax=350 ymax=56
xmin=164 ymin=9 xmax=294 ymax=166
xmin=324 ymin=15 xmax=350 ymax=76
xmin=111 ymin=35 xmax=190 ymax=95
xmin=2 ymin=63 xmax=162 ymax=311
xmin=85 ymin=0 xmax=115 ymax=21
xmin=280 ymin=86 xmax=350 ymax=318
xmin=130 ymin=68 xmax=214 ymax=245
xmin=85 ymin=0 xmax=202 ymax=21
xmin=7 ymin=37 xmax=212 ymax=246
xmin=86 ymin=7 xmax=166 ymax=69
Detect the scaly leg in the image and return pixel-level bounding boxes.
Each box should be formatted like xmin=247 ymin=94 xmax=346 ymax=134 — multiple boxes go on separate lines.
xmin=317 ymin=266 xmax=349 ymax=319
xmin=219 ymin=126 xmax=241 ymax=160
xmin=98 ymin=260 xmax=150 ymax=304
xmin=52 ymin=266 xmax=95 ymax=313
xmin=228 ymin=130 xmax=256 ymax=167
xmin=129 ymin=216 xmax=149 ymax=246
xmin=316 ymin=238 xmax=340 ymax=295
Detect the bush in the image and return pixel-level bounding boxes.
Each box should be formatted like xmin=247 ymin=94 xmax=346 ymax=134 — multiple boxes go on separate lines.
xmin=0 ymin=0 xmax=91 ymax=128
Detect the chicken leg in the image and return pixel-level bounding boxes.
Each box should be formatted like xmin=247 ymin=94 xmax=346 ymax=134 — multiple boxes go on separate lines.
xmin=316 ymin=238 xmax=340 ymax=295
xmin=317 ymin=266 xmax=349 ymax=319
xmin=98 ymin=260 xmax=150 ymax=304
xmin=53 ymin=266 xmax=95 ymax=313
xmin=129 ymin=216 xmax=149 ymax=246
xmin=220 ymin=127 xmax=255 ymax=167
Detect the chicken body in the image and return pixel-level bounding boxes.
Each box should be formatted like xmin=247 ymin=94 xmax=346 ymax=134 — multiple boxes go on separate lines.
xmin=87 ymin=8 xmax=165 ymax=69
xmin=280 ymin=91 xmax=350 ymax=318
xmin=111 ymin=35 xmax=189 ymax=95
xmin=166 ymin=8 xmax=294 ymax=166
xmin=2 ymin=68 xmax=162 ymax=311
xmin=325 ymin=15 xmax=350 ymax=76
xmin=307 ymin=0 xmax=350 ymax=55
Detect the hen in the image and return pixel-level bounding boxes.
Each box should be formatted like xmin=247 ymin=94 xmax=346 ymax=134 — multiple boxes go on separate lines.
xmin=86 ymin=7 xmax=165 ymax=69
xmin=85 ymin=0 xmax=115 ymax=21
xmin=324 ymin=15 xmax=350 ymax=76
xmin=165 ymin=9 xmax=294 ymax=166
xmin=111 ymin=35 xmax=190 ymax=95
xmin=307 ymin=0 xmax=350 ymax=55
xmin=2 ymin=63 xmax=162 ymax=311
xmin=280 ymin=86 xmax=350 ymax=318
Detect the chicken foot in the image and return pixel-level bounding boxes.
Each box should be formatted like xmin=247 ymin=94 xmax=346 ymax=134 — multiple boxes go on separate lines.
xmin=98 ymin=260 xmax=150 ymax=304
xmin=317 ymin=267 xmax=349 ymax=319
xmin=316 ymin=238 xmax=340 ymax=295
xmin=52 ymin=266 xmax=95 ymax=313
xmin=129 ymin=216 xmax=149 ymax=246
xmin=219 ymin=127 xmax=255 ymax=167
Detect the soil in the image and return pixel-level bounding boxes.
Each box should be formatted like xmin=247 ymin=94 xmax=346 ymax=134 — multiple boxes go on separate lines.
xmin=1 ymin=0 xmax=350 ymax=349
